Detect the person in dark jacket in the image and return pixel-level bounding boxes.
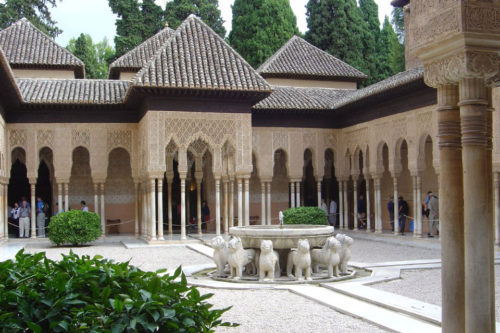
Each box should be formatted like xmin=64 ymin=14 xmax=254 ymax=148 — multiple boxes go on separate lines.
xmin=398 ymin=196 xmax=409 ymax=235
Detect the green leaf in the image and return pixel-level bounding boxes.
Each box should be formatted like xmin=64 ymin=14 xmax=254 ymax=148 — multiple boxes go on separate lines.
xmin=26 ymin=321 xmax=42 ymax=333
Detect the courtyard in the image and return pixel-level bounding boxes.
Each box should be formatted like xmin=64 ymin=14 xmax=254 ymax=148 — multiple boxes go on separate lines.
xmin=2 ymin=230 xmax=497 ymax=332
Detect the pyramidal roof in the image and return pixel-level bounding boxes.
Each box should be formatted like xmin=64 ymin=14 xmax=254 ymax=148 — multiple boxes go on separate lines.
xmin=109 ymin=26 xmax=175 ymax=79
xmin=133 ymin=15 xmax=271 ymax=93
xmin=257 ymin=36 xmax=367 ymax=82
xmin=0 ymin=18 xmax=85 ymax=78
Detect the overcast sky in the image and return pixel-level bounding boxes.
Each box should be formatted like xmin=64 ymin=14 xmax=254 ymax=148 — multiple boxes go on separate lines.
xmin=52 ymin=0 xmax=394 ymax=47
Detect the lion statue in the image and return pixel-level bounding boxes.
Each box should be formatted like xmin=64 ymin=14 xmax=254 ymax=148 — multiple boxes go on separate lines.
xmin=336 ymin=234 xmax=354 ymax=275
xmin=258 ymin=240 xmax=280 ymax=281
xmin=311 ymin=236 xmax=341 ymax=277
xmin=211 ymin=236 xmax=229 ymax=276
xmin=227 ymin=236 xmax=257 ymax=279
xmin=286 ymin=239 xmax=312 ymax=281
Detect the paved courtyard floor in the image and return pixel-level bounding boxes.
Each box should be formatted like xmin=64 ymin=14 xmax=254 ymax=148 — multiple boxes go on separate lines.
xmin=1 ymin=231 xmax=499 ymax=332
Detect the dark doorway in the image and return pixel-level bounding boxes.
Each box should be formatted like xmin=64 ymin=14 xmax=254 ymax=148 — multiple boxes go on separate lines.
xmin=36 ymin=160 xmax=52 ymax=217
xmin=8 ymin=156 xmax=30 ymax=237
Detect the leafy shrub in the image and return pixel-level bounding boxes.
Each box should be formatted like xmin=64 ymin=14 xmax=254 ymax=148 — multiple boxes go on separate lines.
xmin=283 ymin=206 xmax=328 ymax=225
xmin=49 ymin=210 xmax=102 ymax=246
xmin=0 ymin=250 xmax=236 ymax=332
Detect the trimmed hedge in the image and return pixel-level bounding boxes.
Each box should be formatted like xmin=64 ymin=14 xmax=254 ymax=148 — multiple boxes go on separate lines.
xmin=0 ymin=250 xmax=236 ymax=332
xmin=283 ymin=206 xmax=328 ymax=225
xmin=49 ymin=210 xmax=102 ymax=246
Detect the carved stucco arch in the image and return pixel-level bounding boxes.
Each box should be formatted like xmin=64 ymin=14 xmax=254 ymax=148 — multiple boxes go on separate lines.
xmin=323 ymin=148 xmax=336 ymax=180
xmin=38 ymin=146 xmax=55 ymax=177
xmin=272 ymin=148 xmax=289 ymax=178
xmin=392 ymin=137 xmax=408 ymax=176
xmin=417 ymin=133 xmax=432 ymax=172
xmin=303 ymin=147 xmax=318 ymax=179
xmin=374 ymin=140 xmax=389 ymax=176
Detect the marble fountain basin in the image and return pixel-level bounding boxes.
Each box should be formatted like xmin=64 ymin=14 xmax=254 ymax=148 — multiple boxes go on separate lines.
xmin=229 ymin=225 xmax=334 ymax=249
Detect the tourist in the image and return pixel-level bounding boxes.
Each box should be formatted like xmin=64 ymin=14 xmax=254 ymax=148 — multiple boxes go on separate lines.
xmin=11 ymin=202 xmax=20 ymax=237
xmin=357 ymin=194 xmax=366 ymax=229
xmin=329 ymin=199 xmax=337 ymax=227
xmin=54 ymin=202 xmax=64 ymax=215
xmin=387 ymin=197 xmax=394 ymax=231
xmin=427 ymin=194 xmax=439 ymax=237
xmin=80 ymin=200 xmax=89 ymax=212
xmin=202 ymin=201 xmax=210 ymax=226
xmin=36 ymin=197 xmax=46 ymax=237
xmin=19 ymin=199 xmax=30 ymax=238
xmin=321 ymin=199 xmax=328 ymax=216
xmin=398 ymin=196 xmax=409 ymax=235
xmin=425 ymin=191 xmax=432 ymax=217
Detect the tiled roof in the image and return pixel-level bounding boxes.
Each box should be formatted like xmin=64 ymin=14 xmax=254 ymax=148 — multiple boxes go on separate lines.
xmin=133 ymin=15 xmax=271 ymax=93
xmin=109 ymin=26 xmax=175 ymax=78
xmin=0 ymin=18 xmax=84 ymax=78
xmin=0 ymin=46 xmax=23 ymax=105
xmin=253 ymin=86 xmax=351 ymax=110
xmin=257 ymin=36 xmax=367 ymax=81
xmin=332 ymin=67 xmax=424 ymax=109
xmin=16 ymin=78 xmax=130 ymax=105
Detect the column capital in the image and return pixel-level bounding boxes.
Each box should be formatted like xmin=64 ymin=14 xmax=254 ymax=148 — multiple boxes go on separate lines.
xmin=370 ymin=173 xmax=383 ymax=180
xmin=29 ymin=178 xmax=37 ymax=185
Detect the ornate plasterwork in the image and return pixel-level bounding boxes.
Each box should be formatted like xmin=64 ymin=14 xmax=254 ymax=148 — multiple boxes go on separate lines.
xmin=164 ymin=118 xmax=235 ymax=148
xmin=410 ymin=7 xmax=459 ymax=51
xmin=464 ymin=3 xmax=500 ymax=34
xmin=107 ymin=130 xmax=132 ymax=153
xmin=273 ymin=132 xmax=288 ymax=152
xmin=9 ymin=129 xmax=27 ymax=148
xmin=37 ymin=129 xmax=54 ymax=148
xmin=72 ymin=129 xmax=90 ymax=148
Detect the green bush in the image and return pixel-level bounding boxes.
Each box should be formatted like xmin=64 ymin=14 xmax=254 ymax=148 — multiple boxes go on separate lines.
xmin=49 ymin=210 xmax=102 ymax=246
xmin=283 ymin=206 xmax=328 ymax=225
xmin=0 ymin=250 xmax=236 ymax=332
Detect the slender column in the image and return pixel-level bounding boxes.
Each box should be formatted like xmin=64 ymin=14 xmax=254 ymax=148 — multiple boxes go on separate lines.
xmin=180 ymin=176 xmax=186 ymax=240
xmin=167 ymin=175 xmax=173 ymax=236
xmin=436 ymin=84 xmax=464 ymax=333
xmin=411 ymin=176 xmax=417 ymax=235
xmin=343 ymin=180 xmax=348 ymax=229
xmin=373 ymin=177 xmax=382 ymax=233
xmin=223 ymin=180 xmax=229 ymax=234
xmin=338 ymin=181 xmax=344 ymax=229
xmin=415 ymin=175 xmax=422 ymax=238
xmin=134 ymin=182 xmax=139 ymax=237
xmin=93 ymin=183 xmax=99 ymax=214
xmin=30 ymin=182 xmax=36 ymax=238
xmin=296 ymin=182 xmax=301 ymax=207
xmin=237 ymin=178 xmax=243 ymax=227
xmin=366 ymin=178 xmax=371 ymax=232
xmin=57 ymin=183 xmax=63 ymax=214
xmin=393 ymin=177 xmax=399 ymax=234
xmin=3 ymin=184 xmax=7 ymax=238
xmin=261 ymin=181 xmax=266 ymax=225
xmin=266 ymin=182 xmax=271 ymax=225
xmin=196 ymin=179 xmax=202 ymax=236
xmin=142 ymin=184 xmax=147 ymax=237
xmin=100 ymin=183 xmax=105 ymax=236
xmin=353 ymin=179 xmax=358 ymax=231
xmin=486 ymin=91 xmax=495 ymax=330
xmin=214 ymin=178 xmax=221 ymax=236
xmin=157 ymin=179 xmax=164 ymax=241
xmin=0 ymin=184 xmax=4 ymax=239
xmin=244 ymin=177 xmax=250 ymax=226
xmin=317 ymin=181 xmax=322 ymax=208
xmin=460 ymin=78 xmax=492 ymax=332
xmin=290 ymin=181 xmax=295 ymax=207
xmin=64 ymin=183 xmax=69 ymax=212
xmin=495 ymin=172 xmax=500 ymax=246
xmin=229 ymin=180 xmax=234 ymax=228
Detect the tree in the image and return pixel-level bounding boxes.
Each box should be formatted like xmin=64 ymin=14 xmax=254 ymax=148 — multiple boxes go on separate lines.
xmin=305 ymin=0 xmax=367 ymax=76
xmin=377 ymin=16 xmax=404 ymax=80
xmin=229 ymin=0 xmax=299 ymax=68
xmin=0 ymin=0 xmax=62 ymax=37
xmin=164 ymin=0 xmax=225 ymax=38
xmin=391 ymin=7 xmax=404 ymax=43
xmin=359 ymin=0 xmax=380 ymax=85
xmin=141 ymin=0 xmax=165 ymax=40
xmin=67 ymin=34 xmax=114 ymax=79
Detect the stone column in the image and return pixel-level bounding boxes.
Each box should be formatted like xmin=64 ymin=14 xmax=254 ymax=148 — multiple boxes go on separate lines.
xmin=353 ymin=179 xmax=358 ymax=231
xmin=495 ymin=172 xmax=500 ymax=246
xmin=166 ymin=173 xmax=173 ymax=236
xmin=460 ymin=78 xmax=493 ymax=332
xmin=343 ymin=180 xmax=348 ymax=229
xmin=93 ymin=183 xmax=99 ymax=214
xmin=266 ymin=182 xmax=271 ymax=225
xmin=415 ymin=175 xmax=423 ymax=238
xmin=393 ymin=176 xmax=399 ymax=235
xmin=100 ymin=183 xmax=106 ymax=236
xmin=317 ymin=181 xmax=322 ymax=208
xmin=295 ymin=181 xmax=301 ymax=207
xmin=30 ymin=181 xmax=36 ymax=238
xmin=215 ymin=178 xmax=221 ymax=236
xmin=244 ymin=177 xmax=250 ymax=226
xmin=373 ymin=177 xmax=382 ymax=233
xmin=180 ymin=176 xmax=186 ymax=240
xmin=64 ymin=183 xmax=69 ymax=212
xmin=339 ymin=180 xmax=344 ymax=229
xmin=237 ymin=178 xmax=243 ymax=227
xmin=290 ymin=181 xmax=295 ymax=208
xmin=157 ymin=178 xmax=164 ymax=241
xmin=229 ymin=179 xmax=234 ymax=228
xmin=196 ymin=178 xmax=202 ymax=236
xmin=223 ymin=180 xmax=229 ymax=234
xmin=134 ymin=182 xmax=139 ymax=237
xmin=261 ymin=181 xmax=266 ymax=225
xmin=142 ymin=183 xmax=147 ymax=237
xmin=57 ymin=183 xmax=63 ymax=214
xmin=2 ymin=183 xmax=6 ymax=239
xmin=366 ymin=178 xmax=371 ymax=232
xmin=0 ymin=184 xmax=4 ymax=239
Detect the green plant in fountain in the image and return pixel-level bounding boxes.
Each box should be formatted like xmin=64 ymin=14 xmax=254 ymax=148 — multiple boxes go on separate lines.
xmin=283 ymin=206 xmax=328 ymax=225
xmin=0 ymin=250 xmax=237 ymax=332
xmin=48 ymin=210 xmax=102 ymax=246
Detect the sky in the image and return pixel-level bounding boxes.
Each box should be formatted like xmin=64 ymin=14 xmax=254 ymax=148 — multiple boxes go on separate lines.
xmin=52 ymin=0 xmax=394 ymax=47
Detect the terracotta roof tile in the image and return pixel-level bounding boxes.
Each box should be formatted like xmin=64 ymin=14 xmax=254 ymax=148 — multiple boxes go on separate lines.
xmin=0 ymin=18 xmax=84 ymax=77
xmin=133 ymin=15 xmax=270 ymax=92
xmin=257 ymin=36 xmax=367 ymax=81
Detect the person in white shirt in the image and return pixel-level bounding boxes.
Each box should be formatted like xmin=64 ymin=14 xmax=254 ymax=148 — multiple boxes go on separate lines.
xmin=80 ymin=200 xmax=89 ymax=212
xmin=11 ymin=202 xmax=20 ymax=237
xmin=329 ymin=200 xmax=338 ymax=227
xmin=321 ymin=199 xmax=328 ymax=215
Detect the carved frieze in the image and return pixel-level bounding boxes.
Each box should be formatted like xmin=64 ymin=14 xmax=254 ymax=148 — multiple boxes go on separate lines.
xmin=9 ymin=129 xmax=26 ymax=147
xmin=272 ymin=132 xmax=288 ymax=151
xmin=107 ymin=130 xmax=132 ymax=152
xmin=37 ymin=129 xmax=54 ymax=148
xmin=72 ymin=129 xmax=90 ymax=147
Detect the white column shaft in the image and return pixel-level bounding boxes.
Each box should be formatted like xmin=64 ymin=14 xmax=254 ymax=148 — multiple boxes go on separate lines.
xmin=343 ymin=181 xmax=348 ymax=229
xmin=229 ymin=180 xmax=234 ymax=228
xmin=317 ymin=181 xmax=322 ymax=208
xmin=196 ymin=180 xmax=202 ymax=236
xmin=261 ymin=182 xmax=266 ymax=225
xmin=290 ymin=181 xmax=295 ymax=207
xmin=237 ymin=178 xmax=243 ymax=227
xmin=224 ymin=181 xmax=229 ymax=234
xmin=296 ymin=182 xmax=301 ymax=207
xmin=339 ymin=181 xmax=344 ymax=228
xmin=180 ymin=178 xmax=186 ymax=240
xmin=58 ymin=183 xmax=63 ymax=214
xmin=353 ymin=180 xmax=358 ymax=231
xmin=30 ymin=183 xmax=36 ymax=238
xmin=266 ymin=182 xmax=271 ymax=225
xmin=244 ymin=178 xmax=250 ymax=226
xmin=134 ymin=183 xmax=139 ymax=237
xmin=393 ymin=177 xmax=399 ymax=234
xmin=215 ymin=179 xmax=221 ymax=236
xmin=93 ymin=183 xmax=98 ymax=214
xmin=157 ymin=179 xmax=164 ymax=240
xmin=64 ymin=183 xmax=69 ymax=212
xmin=168 ymin=179 xmax=173 ymax=236
xmin=100 ymin=183 xmax=106 ymax=236
xmin=366 ymin=179 xmax=371 ymax=232
xmin=416 ymin=176 xmax=422 ymax=237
